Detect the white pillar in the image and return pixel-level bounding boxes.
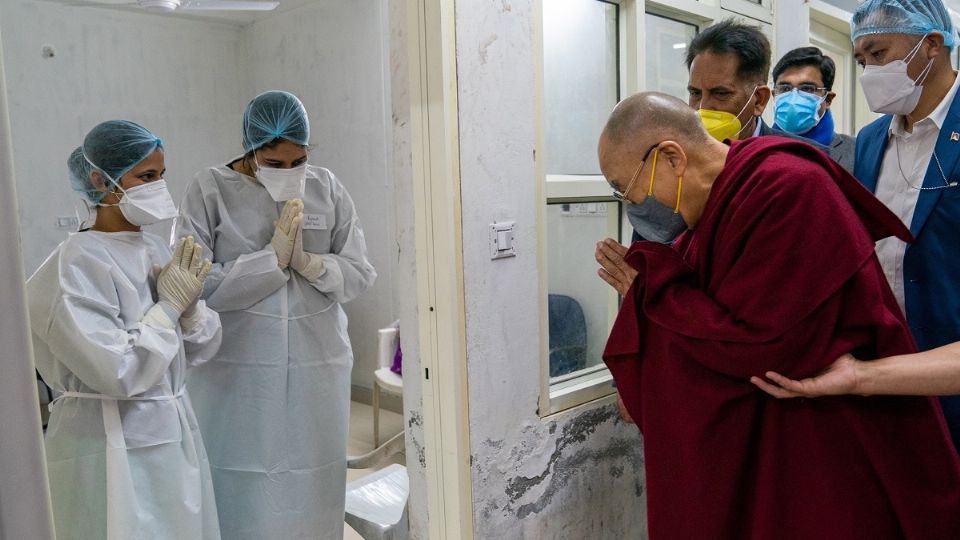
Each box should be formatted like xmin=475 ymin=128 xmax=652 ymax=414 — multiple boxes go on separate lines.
xmin=774 ymin=0 xmax=812 ymax=63
xmin=0 ymin=24 xmax=56 ymax=540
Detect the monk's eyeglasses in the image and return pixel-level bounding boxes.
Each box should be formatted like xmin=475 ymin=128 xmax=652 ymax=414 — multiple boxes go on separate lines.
xmin=611 ymin=143 xmax=660 ymax=202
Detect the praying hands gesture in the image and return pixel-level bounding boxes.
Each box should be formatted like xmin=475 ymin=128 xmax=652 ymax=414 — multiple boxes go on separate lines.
xmin=595 ymin=238 xmax=638 ymax=296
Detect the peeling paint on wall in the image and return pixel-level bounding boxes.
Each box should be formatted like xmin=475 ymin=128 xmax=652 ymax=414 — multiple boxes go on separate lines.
xmin=472 ymin=404 xmax=647 ymax=538
xmin=407 ymin=411 xmax=427 ymax=469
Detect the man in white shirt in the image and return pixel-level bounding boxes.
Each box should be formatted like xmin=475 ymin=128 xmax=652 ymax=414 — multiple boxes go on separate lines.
xmin=851 ymin=0 xmax=960 ymax=446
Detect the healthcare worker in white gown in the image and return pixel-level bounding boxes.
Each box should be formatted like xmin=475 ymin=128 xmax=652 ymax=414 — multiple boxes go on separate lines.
xmin=27 ymin=120 xmax=222 ymax=540
xmin=178 ymin=91 xmax=376 ymax=539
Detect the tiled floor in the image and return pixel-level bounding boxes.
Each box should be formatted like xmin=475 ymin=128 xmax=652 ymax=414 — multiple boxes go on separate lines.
xmin=344 ymin=400 xmax=405 ymax=540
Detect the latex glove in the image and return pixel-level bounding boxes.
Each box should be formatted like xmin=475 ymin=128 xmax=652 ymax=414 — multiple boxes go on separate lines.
xmin=270 ymin=198 xmax=303 ymax=269
xmin=180 ymin=301 xmax=208 ymax=334
xmin=289 ymin=216 xmax=325 ymax=281
xmin=156 ymin=236 xmax=212 ymax=319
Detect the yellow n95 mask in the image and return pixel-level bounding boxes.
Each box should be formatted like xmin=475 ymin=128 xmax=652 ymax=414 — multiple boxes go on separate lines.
xmin=698 ymin=87 xmax=758 ymax=141
xmin=698 ymin=109 xmax=744 ymax=141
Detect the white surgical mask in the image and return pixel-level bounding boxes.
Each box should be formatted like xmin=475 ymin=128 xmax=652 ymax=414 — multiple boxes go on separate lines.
xmin=859 ymin=36 xmax=934 ymax=115
xmin=100 ymin=180 xmax=178 ymax=227
xmin=255 ymin=155 xmax=307 ymax=201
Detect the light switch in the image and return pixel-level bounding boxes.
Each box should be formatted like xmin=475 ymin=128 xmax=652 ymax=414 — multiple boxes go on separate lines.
xmin=490 ymin=221 xmax=516 ymax=260
xmin=497 ymin=229 xmax=511 ymax=250
xmin=56 ymin=216 xmax=79 ymax=230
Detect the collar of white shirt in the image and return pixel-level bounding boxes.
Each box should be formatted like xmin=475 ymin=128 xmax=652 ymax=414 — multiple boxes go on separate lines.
xmin=889 ymin=70 xmax=960 ymax=137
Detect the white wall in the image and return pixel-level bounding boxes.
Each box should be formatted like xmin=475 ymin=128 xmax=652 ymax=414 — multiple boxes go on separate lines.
xmin=0 ymin=1 xmax=247 ymax=274
xmin=455 ymin=2 xmax=647 ymax=537
xmin=246 ymin=0 xmax=395 ymax=391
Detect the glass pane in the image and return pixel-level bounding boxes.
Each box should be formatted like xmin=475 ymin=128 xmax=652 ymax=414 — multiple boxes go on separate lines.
xmin=546 ymin=202 xmax=620 ymax=380
xmin=543 ymin=0 xmax=618 ymax=175
xmin=644 ymin=13 xmax=698 ymax=101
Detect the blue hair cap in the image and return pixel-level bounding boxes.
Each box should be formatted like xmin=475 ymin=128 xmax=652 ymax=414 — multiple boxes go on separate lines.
xmin=77 ymin=120 xmax=163 ymax=203
xmin=852 ymin=0 xmax=957 ymax=48
xmin=242 ymin=90 xmax=310 ymax=152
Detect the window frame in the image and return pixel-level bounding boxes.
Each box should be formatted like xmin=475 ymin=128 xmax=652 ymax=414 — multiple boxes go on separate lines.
xmin=536 ymin=0 xmax=634 ymax=417
xmin=719 ymin=0 xmax=773 ymax=23
xmin=808 ymin=0 xmax=880 ymax=135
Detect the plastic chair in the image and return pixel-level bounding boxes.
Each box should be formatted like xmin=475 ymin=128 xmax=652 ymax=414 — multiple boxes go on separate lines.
xmin=548 ymin=294 xmax=588 ymax=377
xmin=345 ymin=431 xmax=408 ymax=540
xmin=374 ymin=326 xmax=402 ymax=447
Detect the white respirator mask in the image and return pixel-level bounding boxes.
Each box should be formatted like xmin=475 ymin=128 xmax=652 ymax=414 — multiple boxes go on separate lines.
xmin=859 ymin=36 xmax=934 ymax=116
xmin=101 ymin=180 xmax=179 ymax=227
xmin=254 ymin=155 xmax=307 ymax=202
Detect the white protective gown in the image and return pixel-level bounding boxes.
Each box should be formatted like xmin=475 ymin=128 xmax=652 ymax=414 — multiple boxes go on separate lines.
xmin=177 ymin=163 xmax=376 ymax=539
xmin=26 ymin=230 xmax=222 ymax=540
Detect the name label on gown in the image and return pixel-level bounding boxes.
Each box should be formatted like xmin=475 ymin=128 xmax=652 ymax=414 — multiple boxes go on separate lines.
xmin=302 ymin=214 xmax=327 ymax=230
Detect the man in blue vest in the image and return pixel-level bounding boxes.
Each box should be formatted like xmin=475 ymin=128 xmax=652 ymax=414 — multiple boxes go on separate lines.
xmin=852 ymin=0 xmax=960 ymax=447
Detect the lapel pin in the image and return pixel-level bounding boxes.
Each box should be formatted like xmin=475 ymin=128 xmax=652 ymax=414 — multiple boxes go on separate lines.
xmin=951 ymin=131 xmax=960 ymax=142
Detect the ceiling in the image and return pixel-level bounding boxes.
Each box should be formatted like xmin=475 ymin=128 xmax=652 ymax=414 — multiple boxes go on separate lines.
xmin=40 ymin=0 xmax=317 ymax=25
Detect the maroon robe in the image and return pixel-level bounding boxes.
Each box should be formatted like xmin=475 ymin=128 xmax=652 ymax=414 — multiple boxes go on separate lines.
xmin=604 ymin=137 xmax=960 ymax=539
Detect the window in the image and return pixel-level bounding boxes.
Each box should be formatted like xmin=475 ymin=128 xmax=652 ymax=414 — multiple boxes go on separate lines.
xmin=645 ymin=13 xmax=698 ymax=100
xmin=543 ymin=0 xmax=618 ymax=175
xmin=541 ymin=0 xmax=623 ymax=413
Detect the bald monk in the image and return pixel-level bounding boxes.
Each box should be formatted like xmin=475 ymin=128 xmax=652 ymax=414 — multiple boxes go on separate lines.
xmin=601 ymin=92 xmax=960 ymax=539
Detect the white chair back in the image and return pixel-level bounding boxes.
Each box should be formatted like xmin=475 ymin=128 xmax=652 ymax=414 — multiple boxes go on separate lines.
xmin=377 ymin=327 xmax=399 ymax=370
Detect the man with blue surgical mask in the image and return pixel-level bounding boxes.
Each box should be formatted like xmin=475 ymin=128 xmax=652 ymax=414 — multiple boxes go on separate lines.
xmin=850 ymin=0 xmax=960 ymax=449
xmin=772 ymin=47 xmax=855 ymax=171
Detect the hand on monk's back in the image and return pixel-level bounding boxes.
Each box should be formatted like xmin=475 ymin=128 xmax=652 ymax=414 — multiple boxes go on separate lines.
xmin=750 ymin=354 xmax=861 ymax=398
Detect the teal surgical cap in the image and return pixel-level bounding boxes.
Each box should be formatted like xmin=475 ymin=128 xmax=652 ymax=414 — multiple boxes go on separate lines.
xmin=67 ymin=146 xmax=97 ymax=203
xmin=851 ymin=0 xmax=957 ymax=49
xmin=242 ymin=90 xmax=310 ymax=152
xmin=76 ymin=120 xmax=163 ymax=203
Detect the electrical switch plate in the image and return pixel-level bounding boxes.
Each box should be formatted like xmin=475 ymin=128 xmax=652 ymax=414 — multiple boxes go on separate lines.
xmin=56 ymin=216 xmax=79 ymax=230
xmin=490 ymin=221 xmax=516 ymax=260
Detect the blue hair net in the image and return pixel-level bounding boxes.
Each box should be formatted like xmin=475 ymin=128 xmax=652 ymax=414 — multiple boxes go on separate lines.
xmin=242 ymin=90 xmax=310 ymax=152
xmin=78 ymin=120 xmax=163 ymax=203
xmin=67 ymin=146 xmax=98 ymax=203
xmin=852 ymin=0 xmax=957 ymax=49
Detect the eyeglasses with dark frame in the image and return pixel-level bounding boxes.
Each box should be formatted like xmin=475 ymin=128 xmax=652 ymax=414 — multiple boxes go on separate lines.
xmin=610 ymin=143 xmax=660 ymax=202
xmin=772 ymin=83 xmax=828 ymax=96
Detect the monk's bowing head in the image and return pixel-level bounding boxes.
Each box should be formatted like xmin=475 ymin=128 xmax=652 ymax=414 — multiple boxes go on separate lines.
xmin=599 ymin=91 xmax=725 ymax=228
